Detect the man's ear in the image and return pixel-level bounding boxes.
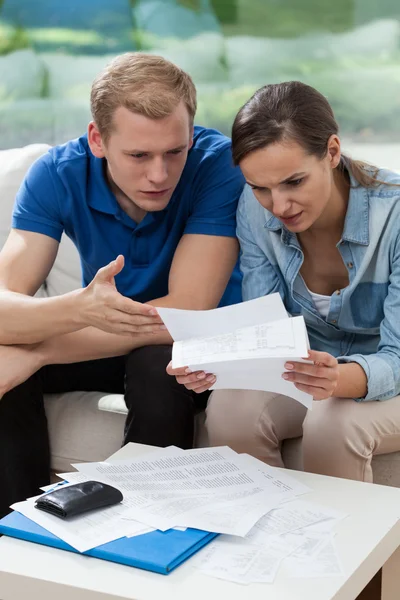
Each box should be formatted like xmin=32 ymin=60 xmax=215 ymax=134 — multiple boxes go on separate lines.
xmin=188 ymin=125 xmax=195 ymax=151
xmin=88 ymin=121 xmax=106 ymax=158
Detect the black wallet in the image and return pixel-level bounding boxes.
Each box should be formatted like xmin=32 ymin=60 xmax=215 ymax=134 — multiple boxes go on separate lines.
xmin=35 ymin=481 xmax=123 ymax=519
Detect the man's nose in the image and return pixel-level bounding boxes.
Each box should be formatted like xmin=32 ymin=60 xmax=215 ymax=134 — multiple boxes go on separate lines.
xmin=147 ymin=158 xmax=168 ymax=185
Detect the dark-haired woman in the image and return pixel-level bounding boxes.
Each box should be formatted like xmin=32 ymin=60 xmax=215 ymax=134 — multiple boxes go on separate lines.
xmin=168 ymin=81 xmax=400 ymax=483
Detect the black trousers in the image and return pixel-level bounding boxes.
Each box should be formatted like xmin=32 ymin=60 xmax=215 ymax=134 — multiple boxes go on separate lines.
xmin=0 ymin=345 xmax=209 ymax=519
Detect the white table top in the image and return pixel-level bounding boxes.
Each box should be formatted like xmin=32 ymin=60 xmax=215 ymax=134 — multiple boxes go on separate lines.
xmin=1 ymin=442 xmax=400 ymax=600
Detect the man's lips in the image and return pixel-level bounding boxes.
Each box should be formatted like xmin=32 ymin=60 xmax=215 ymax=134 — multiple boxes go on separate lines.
xmin=140 ymin=188 xmax=170 ymax=196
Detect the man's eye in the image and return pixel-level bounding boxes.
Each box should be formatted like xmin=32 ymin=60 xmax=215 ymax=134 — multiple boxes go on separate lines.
xmin=168 ymin=149 xmax=183 ymax=155
xmin=287 ymin=178 xmax=303 ymax=187
xmin=130 ymin=153 xmax=147 ymax=159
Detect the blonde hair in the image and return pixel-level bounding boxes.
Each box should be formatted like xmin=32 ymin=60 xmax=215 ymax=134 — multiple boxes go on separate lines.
xmin=90 ymin=53 xmax=197 ymax=143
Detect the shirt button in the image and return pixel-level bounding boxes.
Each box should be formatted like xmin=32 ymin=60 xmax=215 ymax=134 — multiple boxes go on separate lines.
xmin=335 ymin=289 xmax=341 ymax=295
xmin=331 ymin=319 xmax=337 ymax=324
xmin=347 ymin=262 xmax=354 ymax=268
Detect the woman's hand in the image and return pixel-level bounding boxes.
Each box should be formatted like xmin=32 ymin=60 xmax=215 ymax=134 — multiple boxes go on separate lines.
xmin=282 ymin=350 xmax=339 ymax=400
xmin=166 ymin=362 xmax=216 ymax=393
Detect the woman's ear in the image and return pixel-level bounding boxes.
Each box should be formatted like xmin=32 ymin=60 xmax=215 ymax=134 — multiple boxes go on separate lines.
xmin=327 ymin=134 xmax=341 ymax=169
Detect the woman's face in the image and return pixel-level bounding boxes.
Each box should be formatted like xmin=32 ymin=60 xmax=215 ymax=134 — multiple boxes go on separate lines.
xmin=239 ymin=138 xmax=340 ymax=233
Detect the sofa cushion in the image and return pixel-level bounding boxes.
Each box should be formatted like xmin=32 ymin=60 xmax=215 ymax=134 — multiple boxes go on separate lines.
xmin=0 ymin=143 xmax=50 ymax=249
xmin=0 ymin=142 xmax=82 ymax=295
xmin=44 ymin=391 xmax=126 ymax=472
xmin=45 ymin=232 xmax=82 ymax=296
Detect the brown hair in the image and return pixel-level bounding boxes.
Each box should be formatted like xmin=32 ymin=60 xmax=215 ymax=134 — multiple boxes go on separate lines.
xmin=90 ymin=53 xmax=197 ymax=143
xmin=232 ymin=81 xmax=388 ymax=188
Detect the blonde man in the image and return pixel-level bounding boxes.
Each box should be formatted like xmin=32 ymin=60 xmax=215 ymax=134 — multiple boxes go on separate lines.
xmin=0 ymin=53 xmax=244 ymax=517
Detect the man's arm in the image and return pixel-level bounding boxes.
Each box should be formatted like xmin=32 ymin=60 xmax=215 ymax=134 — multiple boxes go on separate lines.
xmin=0 ymin=229 xmax=78 ymax=344
xmin=0 ymin=230 xmax=162 ymax=345
xmin=37 ymin=233 xmax=239 ymax=365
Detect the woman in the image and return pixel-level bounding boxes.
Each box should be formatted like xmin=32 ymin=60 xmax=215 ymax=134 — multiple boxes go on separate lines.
xmin=168 ymin=81 xmax=400 ymax=483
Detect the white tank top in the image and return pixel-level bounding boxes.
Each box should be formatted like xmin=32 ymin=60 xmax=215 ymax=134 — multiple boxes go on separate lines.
xmin=305 ymin=286 xmax=331 ymax=318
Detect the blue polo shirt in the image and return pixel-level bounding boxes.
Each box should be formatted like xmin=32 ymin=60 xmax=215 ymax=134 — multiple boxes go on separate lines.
xmin=12 ymin=126 xmax=244 ymax=305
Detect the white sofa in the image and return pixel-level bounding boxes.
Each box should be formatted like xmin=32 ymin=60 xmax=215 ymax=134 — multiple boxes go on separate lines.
xmin=2 ymin=143 xmax=400 ymax=486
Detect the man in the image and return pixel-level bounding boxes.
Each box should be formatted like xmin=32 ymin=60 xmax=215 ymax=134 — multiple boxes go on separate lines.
xmin=0 ymin=53 xmax=244 ymax=517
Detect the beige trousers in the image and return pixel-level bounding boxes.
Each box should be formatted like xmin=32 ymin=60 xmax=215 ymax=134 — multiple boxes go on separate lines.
xmin=204 ymin=390 xmax=400 ymax=482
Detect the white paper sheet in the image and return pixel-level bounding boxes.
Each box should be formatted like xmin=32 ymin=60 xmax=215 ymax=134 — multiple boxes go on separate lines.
xmin=245 ymin=499 xmax=347 ymax=543
xmin=193 ymin=531 xmax=305 ymax=584
xmin=74 ymin=447 xmax=293 ymax=535
xmin=157 ymin=294 xmax=288 ymax=341
xmin=11 ymin=493 xmax=154 ymax=553
xmin=238 ymin=454 xmax=312 ymax=497
xmin=74 ymin=446 xmax=268 ymax=496
xmin=159 ymin=294 xmax=312 ymax=407
xmin=121 ymin=484 xmax=289 ymax=535
xmin=56 ymin=471 xmax=90 ymax=484
xmin=168 ymin=489 xmax=291 ymax=537
xmin=285 ymin=538 xmax=344 ymax=578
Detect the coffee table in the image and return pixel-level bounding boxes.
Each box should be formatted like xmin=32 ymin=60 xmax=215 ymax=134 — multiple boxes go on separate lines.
xmin=1 ymin=442 xmax=400 ymax=600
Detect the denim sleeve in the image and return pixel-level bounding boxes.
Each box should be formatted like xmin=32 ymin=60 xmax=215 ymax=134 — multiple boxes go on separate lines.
xmin=339 ymin=232 xmax=400 ymax=401
xmin=237 ymin=187 xmax=284 ymax=301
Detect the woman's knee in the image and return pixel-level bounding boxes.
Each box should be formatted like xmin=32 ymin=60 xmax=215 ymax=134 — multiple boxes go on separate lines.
xmin=303 ymin=398 xmax=362 ymax=448
xmin=205 ymin=390 xmax=291 ymax=458
xmin=302 ymin=398 xmax=373 ymax=479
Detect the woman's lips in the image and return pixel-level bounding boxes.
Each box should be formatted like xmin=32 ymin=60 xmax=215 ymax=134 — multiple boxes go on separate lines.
xmin=280 ymin=211 xmax=303 ymax=226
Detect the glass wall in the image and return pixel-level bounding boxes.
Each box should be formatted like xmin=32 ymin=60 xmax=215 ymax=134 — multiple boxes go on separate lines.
xmin=1 ymin=0 xmax=399 ymax=166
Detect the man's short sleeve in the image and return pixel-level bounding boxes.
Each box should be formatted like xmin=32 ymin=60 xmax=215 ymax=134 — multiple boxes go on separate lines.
xmin=184 ymin=144 xmax=245 ymax=238
xmin=12 ymin=153 xmax=64 ymax=242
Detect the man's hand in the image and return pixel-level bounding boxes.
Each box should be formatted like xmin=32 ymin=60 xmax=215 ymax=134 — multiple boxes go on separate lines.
xmin=282 ymin=350 xmax=339 ymax=400
xmin=78 ymin=255 xmax=165 ymax=335
xmin=0 ymin=343 xmax=45 ymax=399
xmin=166 ymin=362 xmax=216 ymax=393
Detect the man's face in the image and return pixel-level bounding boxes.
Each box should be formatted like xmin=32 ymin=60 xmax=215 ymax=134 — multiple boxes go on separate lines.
xmin=90 ymin=101 xmax=193 ymax=214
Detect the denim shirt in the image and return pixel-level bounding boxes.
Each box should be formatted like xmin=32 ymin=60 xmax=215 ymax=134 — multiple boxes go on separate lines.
xmin=237 ymin=169 xmax=400 ymax=401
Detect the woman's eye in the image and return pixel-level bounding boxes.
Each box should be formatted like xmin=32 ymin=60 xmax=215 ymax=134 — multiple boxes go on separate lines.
xmin=251 ymin=186 xmax=269 ymax=193
xmin=287 ymin=178 xmax=303 ymax=187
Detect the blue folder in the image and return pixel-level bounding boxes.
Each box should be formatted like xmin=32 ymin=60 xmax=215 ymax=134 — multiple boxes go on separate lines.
xmin=0 ymin=511 xmax=217 ymax=575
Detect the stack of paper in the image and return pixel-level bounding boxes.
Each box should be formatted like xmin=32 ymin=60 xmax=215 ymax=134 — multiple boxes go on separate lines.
xmin=10 ymin=446 xmax=347 ymax=582
xmin=158 ymin=294 xmax=313 ymax=407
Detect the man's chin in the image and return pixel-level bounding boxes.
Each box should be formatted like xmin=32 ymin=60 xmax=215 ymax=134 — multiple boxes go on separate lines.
xmin=134 ymin=192 xmax=173 ymax=212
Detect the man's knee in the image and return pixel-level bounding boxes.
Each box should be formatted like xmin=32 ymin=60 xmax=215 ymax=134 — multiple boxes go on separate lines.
xmin=124 ymin=344 xmax=193 ymax=421
xmin=0 ymin=372 xmax=43 ymax=425
xmin=125 ymin=344 xmax=172 ymax=378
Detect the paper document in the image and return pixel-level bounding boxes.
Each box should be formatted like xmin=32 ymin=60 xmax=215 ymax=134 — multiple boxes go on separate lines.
xmin=158 ymin=294 xmax=312 ymax=407
xmin=192 ymin=498 xmax=346 ymax=585
xmin=74 ymin=447 xmax=293 ymax=535
xmin=11 ymin=490 xmax=153 ymax=552
xmin=238 ymin=454 xmax=312 ymax=497
xmin=157 ymin=294 xmax=288 ymax=341
xmin=245 ymin=499 xmax=347 ymax=543
xmin=284 ymin=538 xmax=344 ymax=578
